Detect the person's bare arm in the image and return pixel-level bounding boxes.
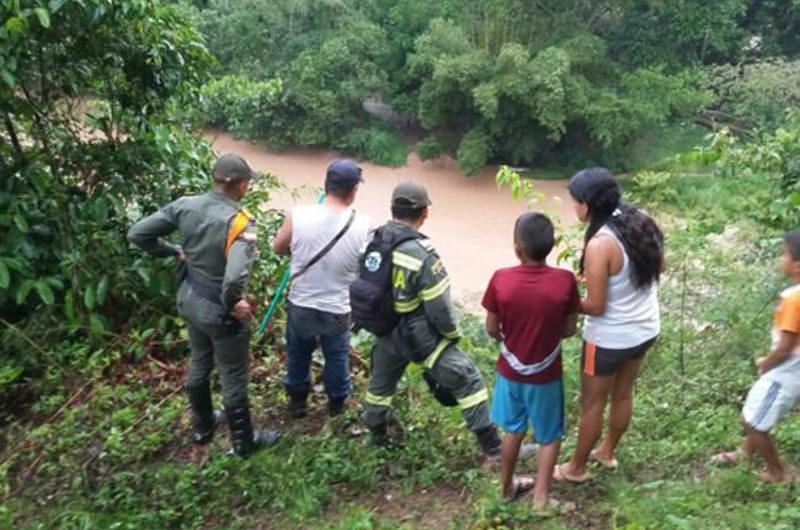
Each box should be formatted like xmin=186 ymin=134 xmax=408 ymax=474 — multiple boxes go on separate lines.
xmin=756 ymin=331 xmax=797 ymax=374
xmin=579 ymin=236 xmax=616 ymax=316
xmin=563 ymin=313 xmax=577 ymax=337
xmin=272 ymin=212 xmax=292 ymax=256
xmin=485 ymin=311 xmax=502 ymax=340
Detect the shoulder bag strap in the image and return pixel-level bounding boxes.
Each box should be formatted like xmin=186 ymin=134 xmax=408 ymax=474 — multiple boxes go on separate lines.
xmin=291 ymin=209 xmax=357 ymax=282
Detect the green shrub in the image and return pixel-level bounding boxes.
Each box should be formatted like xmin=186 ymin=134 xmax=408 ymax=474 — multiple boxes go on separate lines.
xmin=333 ymin=127 xmax=408 ymax=167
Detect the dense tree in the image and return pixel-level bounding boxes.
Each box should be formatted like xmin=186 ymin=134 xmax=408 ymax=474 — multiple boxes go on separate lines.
xmin=1 ymin=0 xmax=214 ymax=395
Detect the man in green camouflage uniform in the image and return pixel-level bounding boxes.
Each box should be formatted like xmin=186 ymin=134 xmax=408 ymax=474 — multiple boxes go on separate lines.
xmin=127 ymin=154 xmax=280 ymax=457
xmin=364 ymin=182 xmax=502 ymax=457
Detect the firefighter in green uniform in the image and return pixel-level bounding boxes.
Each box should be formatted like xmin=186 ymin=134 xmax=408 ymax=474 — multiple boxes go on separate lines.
xmin=364 ymin=182 xmax=502 ymax=457
xmin=127 ymin=154 xmax=281 ymax=457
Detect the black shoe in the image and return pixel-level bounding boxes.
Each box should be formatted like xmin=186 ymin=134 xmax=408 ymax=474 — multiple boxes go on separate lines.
xmin=475 ymin=426 xmax=502 ymax=458
xmin=187 ymin=384 xmax=223 ymax=445
xmin=288 ymin=398 xmax=307 ymax=419
xmin=369 ymin=424 xmax=390 ymax=447
xmin=226 ymin=404 xmax=282 ymax=458
xmin=327 ymin=398 xmax=346 ymax=417
xmin=253 ymin=430 xmax=282 ymax=449
xmin=193 ymin=409 xmax=225 ymax=445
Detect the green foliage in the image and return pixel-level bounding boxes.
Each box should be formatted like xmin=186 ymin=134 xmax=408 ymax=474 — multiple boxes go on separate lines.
xmin=707 ymin=59 xmax=800 ymax=130
xmin=609 ymin=0 xmax=750 ymax=68
xmin=0 ymin=0 xmax=216 ymax=406
xmin=333 ymin=127 xmax=408 ymax=167
xmin=695 ymin=120 xmax=800 ymax=229
xmin=201 ymin=75 xmax=287 ymax=144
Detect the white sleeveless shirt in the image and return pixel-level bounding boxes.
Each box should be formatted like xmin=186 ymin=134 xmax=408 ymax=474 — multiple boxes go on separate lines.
xmin=288 ymin=204 xmax=370 ymax=314
xmin=583 ymin=226 xmax=660 ymax=349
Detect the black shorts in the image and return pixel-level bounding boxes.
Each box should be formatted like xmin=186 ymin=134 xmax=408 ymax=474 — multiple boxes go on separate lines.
xmin=581 ymin=337 xmax=657 ymax=377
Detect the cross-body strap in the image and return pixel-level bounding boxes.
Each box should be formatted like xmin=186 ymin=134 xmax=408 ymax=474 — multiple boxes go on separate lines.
xmin=291 ymin=209 xmax=357 ymax=283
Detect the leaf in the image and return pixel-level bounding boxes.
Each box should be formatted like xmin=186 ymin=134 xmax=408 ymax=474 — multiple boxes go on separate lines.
xmin=35 ymin=280 xmax=55 ymax=305
xmin=0 ymin=261 xmax=9 ymax=289
xmin=84 ymin=285 xmax=96 ymax=311
xmin=64 ymin=290 xmax=76 ymax=321
xmin=16 ymin=279 xmax=35 ymax=305
xmin=13 ymin=214 xmax=29 ymax=233
xmin=96 ymin=275 xmax=109 ymax=305
xmin=0 ymin=69 xmax=15 ymax=87
xmin=34 ymin=8 xmax=51 ymax=28
xmin=89 ymin=314 xmax=106 ymax=335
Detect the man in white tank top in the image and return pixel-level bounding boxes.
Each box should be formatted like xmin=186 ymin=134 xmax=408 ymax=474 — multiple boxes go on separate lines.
xmin=273 ymin=160 xmax=370 ymax=418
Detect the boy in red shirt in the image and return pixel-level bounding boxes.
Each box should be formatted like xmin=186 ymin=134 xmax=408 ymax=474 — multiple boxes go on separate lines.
xmin=482 ymin=212 xmax=579 ymax=510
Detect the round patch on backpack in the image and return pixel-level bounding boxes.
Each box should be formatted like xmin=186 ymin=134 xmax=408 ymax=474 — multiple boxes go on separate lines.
xmin=365 ymin=251 xmax=382 ymax=272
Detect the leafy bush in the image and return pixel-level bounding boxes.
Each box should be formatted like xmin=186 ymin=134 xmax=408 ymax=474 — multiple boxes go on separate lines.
xmin=707 ymin=59 xmax=800 ymax=130
xmin=201 ymin=75 xmax=287 ymax=145
xmin=333 ymin=127 xmax=408 ymax=167
xmin=0 ymin=0 xmax=215 ymax=408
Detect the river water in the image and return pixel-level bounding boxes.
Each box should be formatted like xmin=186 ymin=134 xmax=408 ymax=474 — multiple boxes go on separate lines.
xmin=206 ymin=130 xmax=576 ymax=309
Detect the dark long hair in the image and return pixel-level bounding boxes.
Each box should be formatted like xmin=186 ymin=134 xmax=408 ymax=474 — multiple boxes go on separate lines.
xmin=569 ymin=168 xmax=664 ymax=289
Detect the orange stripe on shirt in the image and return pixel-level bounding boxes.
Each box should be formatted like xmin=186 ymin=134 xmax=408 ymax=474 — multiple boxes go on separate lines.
xmin=584 ymin=342 xmax=596 ymax=376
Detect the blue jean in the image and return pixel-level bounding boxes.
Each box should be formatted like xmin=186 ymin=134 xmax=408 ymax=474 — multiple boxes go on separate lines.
xmin=284 ymin=303 xmax=352 ymax=402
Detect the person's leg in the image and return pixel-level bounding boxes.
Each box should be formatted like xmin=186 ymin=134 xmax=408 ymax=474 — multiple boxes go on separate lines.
xmin=501 ymin=433 xmax=525 ymax=498
xmin=562 ymin=372 xmax=613 ymax=477
xmin=593 ymin=356 xmax=645 ymax=464
xmin=185 ymin=322 xmax=218 ymax=443
xmin=283 ymin=307 xmax=318 ymax=415
xmin=490 ymin=374 xmax=529 ymax=497
xmin=533 ymin=440 xmax=561 ymax=508
xmin=429 ymin=344 xmax=497 ymax=455
xmin=213 ymin=322 xmax=280 ymax=456
xmin=319 ymin=315 xmax=352 ymax=415
xmin=527 ymin=378 xmax=564 ymax=505
xmin=745 ymin=425 xmax=788 ymax=482
xmin=364 ymin=334 xmax=409 ymax=441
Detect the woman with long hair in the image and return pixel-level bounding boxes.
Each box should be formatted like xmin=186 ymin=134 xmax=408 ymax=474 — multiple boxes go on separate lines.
xmin=555 ymin=168 xmax=664 ymax=482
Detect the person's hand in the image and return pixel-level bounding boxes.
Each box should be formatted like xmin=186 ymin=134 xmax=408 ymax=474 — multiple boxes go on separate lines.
xmin=230 ymin=299 xmax=254 ymax=322
xmin=245 ymin=294 xmax=258 ymax=311
xmin=756 ymin=356 xmax=769 ymax=375
xmin=176 ymin=250 xmax=186 ymax=262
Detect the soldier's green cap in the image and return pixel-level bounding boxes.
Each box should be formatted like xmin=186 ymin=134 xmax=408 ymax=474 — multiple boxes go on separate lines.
xmin=392 ymin=181 xmax=432 ymax=208
xmin=212 ymin=154 xmax=259 ymax=183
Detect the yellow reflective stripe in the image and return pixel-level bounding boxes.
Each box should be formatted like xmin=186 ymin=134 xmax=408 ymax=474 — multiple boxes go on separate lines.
xmin=392 ymin=251 xmax=423 ymax=272
xmin=394 ymin=298 xmax=421 ymax=313
xmin=365 ymin=391 xmax=392 ymax=407
xmin=419 ymin=276 xmax=450 ymax=301
xmin=442 ymin=329 xmax=460 ymax=340
xmin=458 ymin=388 xmax=489 ymax=410
xmin=424 ymin=339 xmax=452 ymax=369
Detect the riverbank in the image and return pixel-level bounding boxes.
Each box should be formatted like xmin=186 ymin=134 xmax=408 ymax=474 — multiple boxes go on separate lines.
xmin=206 ymin=130 xmax=577 ymax=308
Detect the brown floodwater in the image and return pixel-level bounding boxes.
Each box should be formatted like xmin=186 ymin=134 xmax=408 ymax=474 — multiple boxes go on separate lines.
xmin=206 ymin=130 xmax=577 ymax=309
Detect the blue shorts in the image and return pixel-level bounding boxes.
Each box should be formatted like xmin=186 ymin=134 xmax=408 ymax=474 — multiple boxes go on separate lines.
xmin=490 ymin=374 xmax=564 ymax=445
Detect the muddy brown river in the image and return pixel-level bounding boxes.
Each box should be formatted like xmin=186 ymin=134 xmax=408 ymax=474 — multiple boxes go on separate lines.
xmin=207 ymin=130 xmax=576 ymax=309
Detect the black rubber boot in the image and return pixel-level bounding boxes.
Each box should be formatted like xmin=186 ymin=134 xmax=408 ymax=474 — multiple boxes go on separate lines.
xmin=225 ymin=404 xmax=282 ymax=458
xmin=327 ymin=398 xmax=346 ymax=417
xmin=369 ymin=423 xmax=390 ymax=447
xmin=187 ymin=384 xmax=224 ymax=445
xmin=475 ymin=426 xmax=502 ymax=458
xmin=286 ymin=389 xmax=308 ymax=419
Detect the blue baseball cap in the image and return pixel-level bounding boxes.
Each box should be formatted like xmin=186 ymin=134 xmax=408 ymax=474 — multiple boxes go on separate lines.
xmin=326 ymin=160 xmax=364 ymax=190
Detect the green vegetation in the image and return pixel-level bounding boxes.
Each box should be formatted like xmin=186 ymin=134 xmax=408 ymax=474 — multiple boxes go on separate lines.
xmin=3 ymin=0 xmax=800 ymax=528
xmin=185 ymin=0 xmax=800 ymax=173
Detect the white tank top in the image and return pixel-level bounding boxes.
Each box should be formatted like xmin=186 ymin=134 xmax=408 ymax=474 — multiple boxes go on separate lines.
xmin=288 ymin=204 xmax=370 ymax=314
xmin=583 ymin=226 xmax=660 ymax=349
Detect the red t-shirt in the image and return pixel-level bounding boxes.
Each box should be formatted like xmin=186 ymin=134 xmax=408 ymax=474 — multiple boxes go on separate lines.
xmin=481 ymin=264 xmax=579 ymax=384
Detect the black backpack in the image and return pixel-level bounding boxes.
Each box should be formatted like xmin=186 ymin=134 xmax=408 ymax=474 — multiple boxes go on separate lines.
xmin=350 ymin=225 xmax=420 ymax=336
